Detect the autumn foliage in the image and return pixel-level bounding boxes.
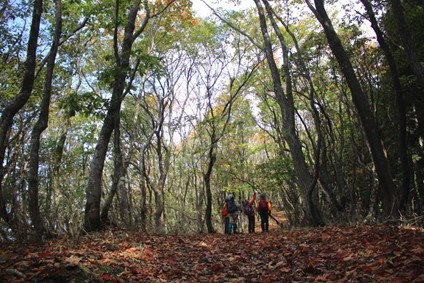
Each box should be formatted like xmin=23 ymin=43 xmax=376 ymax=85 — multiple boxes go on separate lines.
xmin=0 ymin=225 xmax=423 ymax=282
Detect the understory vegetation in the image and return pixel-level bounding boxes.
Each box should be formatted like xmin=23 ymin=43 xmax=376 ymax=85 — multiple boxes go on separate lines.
xmin=0 ymin=0 xmax=423 ymax=241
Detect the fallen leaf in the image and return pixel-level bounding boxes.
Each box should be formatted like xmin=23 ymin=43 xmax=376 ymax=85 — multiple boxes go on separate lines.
xmin=321 ymin=233 xmax=331 ymax=241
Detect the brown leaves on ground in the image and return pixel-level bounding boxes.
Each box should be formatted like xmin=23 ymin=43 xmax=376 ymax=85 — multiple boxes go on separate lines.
xmin=0 ymin=225 xmax=423 ymax=282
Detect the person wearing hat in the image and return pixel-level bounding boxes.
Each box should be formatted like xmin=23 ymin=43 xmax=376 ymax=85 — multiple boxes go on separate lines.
xmin=256 ymin=192 xmax=272 ymax=232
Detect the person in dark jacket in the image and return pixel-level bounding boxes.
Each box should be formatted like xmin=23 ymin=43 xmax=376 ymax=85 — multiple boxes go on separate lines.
xmin=242 ymin=192 xmax=256 ymax=233
xmin=223 ymin=194 xmax=241 ymax=234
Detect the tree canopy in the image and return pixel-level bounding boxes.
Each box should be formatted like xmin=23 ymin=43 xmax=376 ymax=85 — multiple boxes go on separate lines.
xmin=0 ymin=0 xmax=423 ymax=241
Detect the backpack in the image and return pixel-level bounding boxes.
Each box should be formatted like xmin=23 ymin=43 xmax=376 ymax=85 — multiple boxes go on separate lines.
xmin=221 ymin=205 xmax=228 ymax=218
xmin=258 ymin=199 xmax=268 ymax=215
xmin=226 ymin=198 xmax=237 ymax=213
xmin=243 ymin=202 xmax=253 ymax=215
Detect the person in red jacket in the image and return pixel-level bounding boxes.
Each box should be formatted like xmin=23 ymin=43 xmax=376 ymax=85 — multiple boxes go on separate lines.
xmin=256 ymin=192 xmax=272 ymax=232
xmin=221 ymin=201 xmax=230 ymax=234
xmin=242 ymin=192 xmax=257 ymax=233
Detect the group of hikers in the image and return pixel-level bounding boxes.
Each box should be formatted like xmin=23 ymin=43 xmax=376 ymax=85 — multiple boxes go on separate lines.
xmin=221 ymin=192 xmax=272 ymax=234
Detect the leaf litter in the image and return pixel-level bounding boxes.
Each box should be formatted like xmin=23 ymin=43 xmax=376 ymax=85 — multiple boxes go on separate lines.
xmin=0 ymin=225 xmax=423 ymax=282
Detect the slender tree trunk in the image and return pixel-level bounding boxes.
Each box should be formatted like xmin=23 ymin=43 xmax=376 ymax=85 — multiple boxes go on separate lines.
xmin=153 ymin=124 xmax=170 ymax=231
xmin=47 ymin=108 xmax=74 ymax=231
xmin=153 ymin=152 xmax=169 ymax=231
xmin=100 ymin=113 xmax=125 ymax=225
xmin=153 ymin=190 xmax=164 ymax=229
xmin=389 ymin=0 xmax=424 ymax=91
xmin=195 ymin=179 xmax=205 ymax=233
xmin=138 ymin=120 xmax=155 ymax=232
xmin=139 ymin=149 xmax=148 ymax=232
xmin=119 ymin=171 xmax=130 ymax=227
xmin=255 ymin=0 xmax=324 ymax=226
xmin=84 ymin=107 xmax=120 ymax=231
xmin=84 ymin=0 xmax=150 ymax=231
xmin=118 ymin=134 xmax=132 ymax=227
xmin=360 ymin=0 xmax=411 ymax=212
xmin=273 ymin=5 xmax=345 ymax=219
xmin=414 ymin=157 xmax=424 ymax=213
xmin=27 ymin=0 xmax=62 ymax=240
xmin=306 ymin=0 xmax=398 ymax=219
xmin=204 ymin=140 xmax=216 ymax=233
xmin=0 ymin=0 xmax=43 ymax=223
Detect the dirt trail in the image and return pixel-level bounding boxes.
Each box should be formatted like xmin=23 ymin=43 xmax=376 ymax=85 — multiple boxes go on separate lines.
xmin=229 ymin=210 xmax=287 ymax=233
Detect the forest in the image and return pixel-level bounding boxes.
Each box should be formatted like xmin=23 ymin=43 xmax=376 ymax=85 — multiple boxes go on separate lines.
xmin=0 ymin=0 xmax=423 ymax=242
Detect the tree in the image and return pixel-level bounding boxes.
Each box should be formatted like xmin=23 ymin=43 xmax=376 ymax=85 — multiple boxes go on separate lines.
xmin=0 ymin=0 xmax=43 ymax=224
xmin=27 ymin=0 xmax=63 ymax=239
xmin=254 ymin=0 xmax=324 ymax=226
xmin=199 ymin=28 xmax=257 ymax=233
xmin=305 ymin=0 xmax=398 ymax=219
xmin=358 ymin=0 xmax=410 ymax=213
xmin=389 ymin=0 xmax=424 ymax=91
xmin=2 ymin=0 xmax=423 ymax=240
xmin=84 ymin=0 xmax=155 ymax=232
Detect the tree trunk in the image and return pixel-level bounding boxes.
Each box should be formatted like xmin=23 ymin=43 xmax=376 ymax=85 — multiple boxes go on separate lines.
xmin=84 ymin=0 xmax=150 ymax=232
xmin=389 ymin=0 xmax=424 ymax=91
xmin=46 ymin=109 xmax=74 ymax=232
xmin=204 ymin=142 xmax=216 ymax=233
xmin=274 ymin=5 xmax=346 ymax=219
xmin=153 ymin=147 xmax=169 ymax=232
xmin=0 ymin=0 xmax=43 ymax=223
xmin=139 ymin=149 xmax=148 ymax=232
xmin=255 ymin=0 xmax=324 ymax=226
xmin=154 ymin=124 xmax=171 ymax=231
xmin=118 ymin=173 xmax=131 ymax=227
xmin=153 ymin=190 xmax=164 ymax=229
xmin=414 ymin=156 xmax=424 ymax=213
xmin=307 ymin=0 xmax=398 ymax=219
xmin=360 ymin=0 xmax=411 ymax=213
xmin=195 ymin=177 xmax=205 ymax=234
xmin=84 ymin=109 xmax=118 ymax=231
xmin=100 ymin=113 xmax=125 ymax=225
xmin=27 ymin=0 xmax=62 ymax=240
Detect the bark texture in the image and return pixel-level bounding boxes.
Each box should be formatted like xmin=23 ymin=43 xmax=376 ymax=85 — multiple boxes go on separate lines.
xmin=307 ymin=0 xmax=398 ymax=218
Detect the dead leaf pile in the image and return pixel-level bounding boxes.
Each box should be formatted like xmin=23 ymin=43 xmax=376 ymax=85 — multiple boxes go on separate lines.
xmin=0 ymin=225 xmax=423 ymax=282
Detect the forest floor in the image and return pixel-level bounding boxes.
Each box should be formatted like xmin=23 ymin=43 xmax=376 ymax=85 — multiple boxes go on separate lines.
xmin=0 ymin=212 xmax=423 ymax=282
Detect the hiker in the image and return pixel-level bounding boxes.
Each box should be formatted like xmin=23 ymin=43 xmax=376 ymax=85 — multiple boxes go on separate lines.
xmin=223 ymin=194 xmax=241 ymax=234
xmin=221 ymin=201 xmax=230 ymax=234
xmin=256 ymin=192 xmax=272 ymax=232
xmin=242 ymin=192 xmax=256 ymax=233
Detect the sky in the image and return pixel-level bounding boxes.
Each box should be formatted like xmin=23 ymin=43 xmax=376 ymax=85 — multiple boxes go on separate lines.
xmin=191 ymin=0 xmax=254 ymax=18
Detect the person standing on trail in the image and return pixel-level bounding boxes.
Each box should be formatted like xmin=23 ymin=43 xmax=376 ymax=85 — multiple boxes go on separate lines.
xmin=256 ymin=192 xmax=272 ymax=232
xmin=221 ymin=199 xmax=230 ymax=234
xmin=242 ymin=192 xmax=256 ymax=233
xmin=223 ymin=194 xmax=241 ymax=234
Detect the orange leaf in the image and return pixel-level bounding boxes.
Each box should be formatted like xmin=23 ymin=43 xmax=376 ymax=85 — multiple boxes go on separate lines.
xmin=196 ymin=265 xmax=205 ymax=271
xmin=321 ymin=233 xmax=331 ymax=241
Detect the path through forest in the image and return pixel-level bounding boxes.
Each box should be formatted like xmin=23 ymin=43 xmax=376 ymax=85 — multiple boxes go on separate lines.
xmin=0 ymin=223 xmax=423 ymax=282
xmin=220 ymin=210 xmax=287 ymax=234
